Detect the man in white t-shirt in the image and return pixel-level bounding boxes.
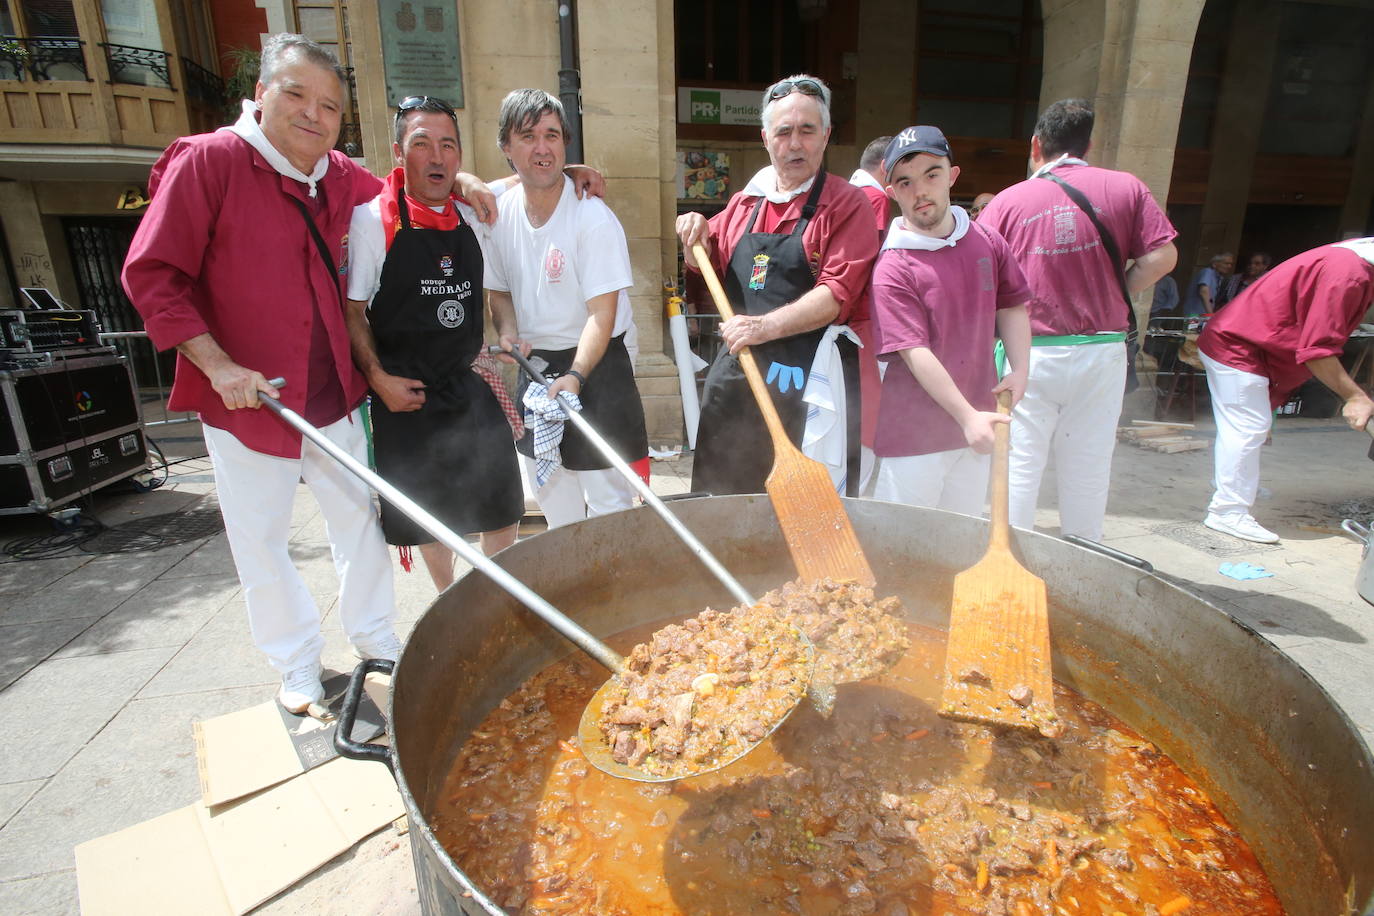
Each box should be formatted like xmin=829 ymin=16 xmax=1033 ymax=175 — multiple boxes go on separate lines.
xmin=485 ymin=89 xmax=648 ymax=528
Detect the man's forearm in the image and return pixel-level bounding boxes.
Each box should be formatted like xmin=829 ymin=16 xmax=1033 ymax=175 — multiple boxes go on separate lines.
xmin=565 ymin=290 xmax=621 ymax=379
xmin=1307 ymin=355 xmax=1366 ymax=401
xmin=761 ymin=285 xmax=842 ymax=342
xmin=177 ymin=332 xmax=237 ymax=376
xmin=344 ymin=299 xmax=384 ymax=380
xmin=488 ymin=290 xmax=519 ymax=342
xmin=900 ymin=348 xmax=976 ymax=424
xmin=1126 ymin=243 xmax=1179 ymax=295
xmin=996 ymin=304 xmax=1032 ymax=375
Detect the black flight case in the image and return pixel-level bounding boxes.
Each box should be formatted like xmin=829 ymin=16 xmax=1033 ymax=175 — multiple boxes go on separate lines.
xmin=0 ymin=353 xmax=150 ymax=514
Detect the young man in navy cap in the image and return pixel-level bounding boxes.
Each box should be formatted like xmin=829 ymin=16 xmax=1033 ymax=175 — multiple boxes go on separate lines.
xmin=868 ymin=126 xmax=1032 ymax=513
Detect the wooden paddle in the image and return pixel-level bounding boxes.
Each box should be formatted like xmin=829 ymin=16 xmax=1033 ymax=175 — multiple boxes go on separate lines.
xmin=940 ymin=389 xmax=1058 ymax=735
xmin=691 ymin=242 xmax=874 ymax=587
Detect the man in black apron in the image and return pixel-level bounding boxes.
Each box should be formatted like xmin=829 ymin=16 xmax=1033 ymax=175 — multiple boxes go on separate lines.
xmin=677 ymin=75 xmax=879 ymax=497
xmin=345 ymin=97 xmax=523 ymax=590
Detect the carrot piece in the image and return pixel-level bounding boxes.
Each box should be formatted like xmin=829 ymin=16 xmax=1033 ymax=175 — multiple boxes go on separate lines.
xmin=1044 ymin=838 xmax=1060 ymax=879
xmin=558 ymin=739 xmax=579 ymax=755
xmin=1160 ymin=897 xmax=1193 ymax=915
xmin=751 ymin=808 xmax=773 ymax=819
xmin=942 ymin=862 xmax=960 ymax=874
xmin=1033 ymin=781 xmax=1054 ymax=790
xmin=904 ymin=728 xmax=930 ymax=741
xmin=1015 ymin=902 xmax=1033 ymax=916
xmin=976 ymin=859 xmax=988 ymax=891
xmin=871 ymin=732 xmax=888 ymax=743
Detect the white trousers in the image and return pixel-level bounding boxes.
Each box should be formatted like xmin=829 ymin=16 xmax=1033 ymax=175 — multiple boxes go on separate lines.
xmin=519 ymin=454 xmax=636 ymax=529
xmin=1201 ymin=352 xmax=1271 ymax=517
xmin=203 ymin=411 xmax=396 ymax=673
xmin=872 ymin=447 xmax=990 ymax=516
xmin=1008 ymin=342 xmax=1126 ymax=541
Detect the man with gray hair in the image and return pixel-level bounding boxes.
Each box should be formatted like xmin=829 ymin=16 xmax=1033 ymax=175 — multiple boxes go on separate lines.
xmin=485 ymin=88 xmax=647 ymax=528
xmin=1182 ymin=251 xmax=1235 ymax=317
xmin=123 ymin=34 xmax=398 ymax=713
xmin=677 ymin=75 xmax=879 ymax=495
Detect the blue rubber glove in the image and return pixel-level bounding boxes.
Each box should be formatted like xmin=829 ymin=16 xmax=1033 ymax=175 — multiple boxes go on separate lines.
xmin=1218 ymin=561 xmax=1274 ymax=581
xmin=765 ymin=361 xmax=805 ymax=394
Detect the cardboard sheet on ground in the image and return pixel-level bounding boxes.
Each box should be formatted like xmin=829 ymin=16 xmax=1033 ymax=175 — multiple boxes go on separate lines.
xmin=194 ymin=671 xmax=387 ymax=807
xmin=75 ymin=753 xmax=403 ymax=915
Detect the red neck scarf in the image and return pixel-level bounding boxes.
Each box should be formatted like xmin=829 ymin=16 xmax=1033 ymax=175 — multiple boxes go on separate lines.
xmin=379 ymin=167 xmax=462 ymax=250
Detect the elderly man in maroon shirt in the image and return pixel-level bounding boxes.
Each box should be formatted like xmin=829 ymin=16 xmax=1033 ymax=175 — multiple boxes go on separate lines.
xmin=677 ymin=74 xmax=879 ymax=496
xmin=1198 ymin=239 xmax=1374 ymax=543
xmin=122 ymin=34 xmax=397 ymax=714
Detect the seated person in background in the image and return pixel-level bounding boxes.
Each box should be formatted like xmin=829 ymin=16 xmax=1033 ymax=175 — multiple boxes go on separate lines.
xmin=1216 ymin=251 xmax=1273 ymax=309
xmin=868 ymin=127 xmax=1031 ymax=514
xmin=969 ymin=192 xmax=996 ymax=220
xmin=1150 ymin=274 xmax=1180 ymax=320
xmin=1181 ymin=251 xmax=1234 ymax=317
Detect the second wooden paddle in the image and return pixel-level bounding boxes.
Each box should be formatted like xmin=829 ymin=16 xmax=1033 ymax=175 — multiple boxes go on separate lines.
xmin=691 ymin=242 xmax=874 ymax=587
xmin=940 ymin=389 xmax=1058 ymax=735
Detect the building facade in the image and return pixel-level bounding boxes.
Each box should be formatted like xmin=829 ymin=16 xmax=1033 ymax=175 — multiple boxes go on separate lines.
xmin=2 ymin=0 xmax=1372 ymax=444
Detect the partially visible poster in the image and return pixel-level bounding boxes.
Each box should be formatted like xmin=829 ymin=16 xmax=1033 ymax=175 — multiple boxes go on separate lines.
xmin=379 ymin=0 xmax=463 ymax=108
xmin=677 ymin=151 xmax=731 ymax=201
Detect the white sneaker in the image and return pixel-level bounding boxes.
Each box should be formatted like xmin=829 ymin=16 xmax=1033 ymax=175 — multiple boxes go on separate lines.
xmin=1204 ymin=513 xmax=1279 ymax=544
xmin=278 ymin=662 xmax=324 ymax=714
xmin=353 ymin=631 xmax=403 ymax=663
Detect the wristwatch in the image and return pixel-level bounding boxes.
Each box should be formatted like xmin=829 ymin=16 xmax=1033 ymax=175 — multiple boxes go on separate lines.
xmin=563 ymin=369 xmax=587 ymax=387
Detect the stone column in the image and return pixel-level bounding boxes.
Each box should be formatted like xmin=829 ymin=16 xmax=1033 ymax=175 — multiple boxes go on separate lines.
xmin=1339 ymin=65 xmax=1374 ymax=238
xmin=1038 ymin=0 xmax=1202 ymax=331
xmin=855 ymin=0 xmax=917 ymax=150
xmin=1195 ymin=0 xmax=1280 ymax=268
xmin=578 ymin=0 xmax=682 ymax=445
xmin=0 ymin=183 xmax=64 ymax=300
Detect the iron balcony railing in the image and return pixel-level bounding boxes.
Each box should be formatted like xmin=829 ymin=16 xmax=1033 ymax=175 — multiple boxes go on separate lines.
xmin=0 ymin=36 xmax=88 ymax=81
xmin=179 ymin=56 xmax=225 ymax=107
xmin=100 ymin=42 xmax=172 ymax=89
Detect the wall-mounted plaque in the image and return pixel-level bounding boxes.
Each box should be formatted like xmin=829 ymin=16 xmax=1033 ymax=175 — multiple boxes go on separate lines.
xmin=379 ymin=0 xmax=464 ymax=109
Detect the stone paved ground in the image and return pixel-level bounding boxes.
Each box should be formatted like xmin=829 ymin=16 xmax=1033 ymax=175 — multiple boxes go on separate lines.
xmin=0 ymin=386 xmax=1370 ymax=914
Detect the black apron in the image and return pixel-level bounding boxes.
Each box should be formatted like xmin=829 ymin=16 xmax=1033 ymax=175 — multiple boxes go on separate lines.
xmin=692 ymin=172 xmax=861 ymax=495
xmin=368 ymin=195 xmax=523 ymax=545
xmin=514 ymin=333 xmax=648 ymax=471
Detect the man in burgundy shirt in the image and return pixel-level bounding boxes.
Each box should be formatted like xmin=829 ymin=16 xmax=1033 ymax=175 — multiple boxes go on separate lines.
xmin=1198 ymin=240 xmax=1374 ymax=543
xmin=123 ymin=34 xmax=397 ymax=714
xmin=979 ymin=99 xmax=1178 ymax=541
xmin=849 ymin=135 xmax=894 ymax=236
xmin=676 ymin=75 xmax=879 ymax=496
xmin=869 ymin=126 xmax=1032 ymax=513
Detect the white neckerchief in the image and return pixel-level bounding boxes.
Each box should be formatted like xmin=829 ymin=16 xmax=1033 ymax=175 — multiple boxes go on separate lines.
xmin=220 ymin=99 xmax=329 ymax=197
xmin=1335 ymin=237 xmax=1374 ymax=266
xmin=881 ymin=206 xmax=971 ymax=252
xmin=1029 ymin=152 xmax=1090 ymax=180
xmin=742 ymin=166 xmax=815 ymax=204
xmin=848 ymin=168 xmax=883 ymax=192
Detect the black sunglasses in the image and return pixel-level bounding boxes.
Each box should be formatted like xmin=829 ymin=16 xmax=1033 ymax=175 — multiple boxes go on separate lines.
xmin=396 ymin=95 xmax=455 ymax=117
xmin=766 ymin=78 xmax=824 ymax=102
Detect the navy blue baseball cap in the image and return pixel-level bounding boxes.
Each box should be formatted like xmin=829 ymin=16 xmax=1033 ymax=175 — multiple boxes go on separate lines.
xmin=882 ymin=125 xmax=953 ymax=175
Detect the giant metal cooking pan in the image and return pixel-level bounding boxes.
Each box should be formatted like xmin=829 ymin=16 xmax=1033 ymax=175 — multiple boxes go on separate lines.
xmin=358 ymin=496 xmax=1374 ymax=916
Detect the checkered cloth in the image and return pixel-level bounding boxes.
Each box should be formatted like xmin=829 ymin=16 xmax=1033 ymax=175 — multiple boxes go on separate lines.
xmin=471 ymin=353 xmax=524 ymax=439
xmin=522 ymin=384 xmax=582 ymax=487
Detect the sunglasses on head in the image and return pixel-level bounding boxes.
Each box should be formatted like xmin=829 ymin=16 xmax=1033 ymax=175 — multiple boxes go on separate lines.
xmin=767 ymin=78 xmax=824 ymax=102
xmin=396 ymin=95 xmax=455 ymax=117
